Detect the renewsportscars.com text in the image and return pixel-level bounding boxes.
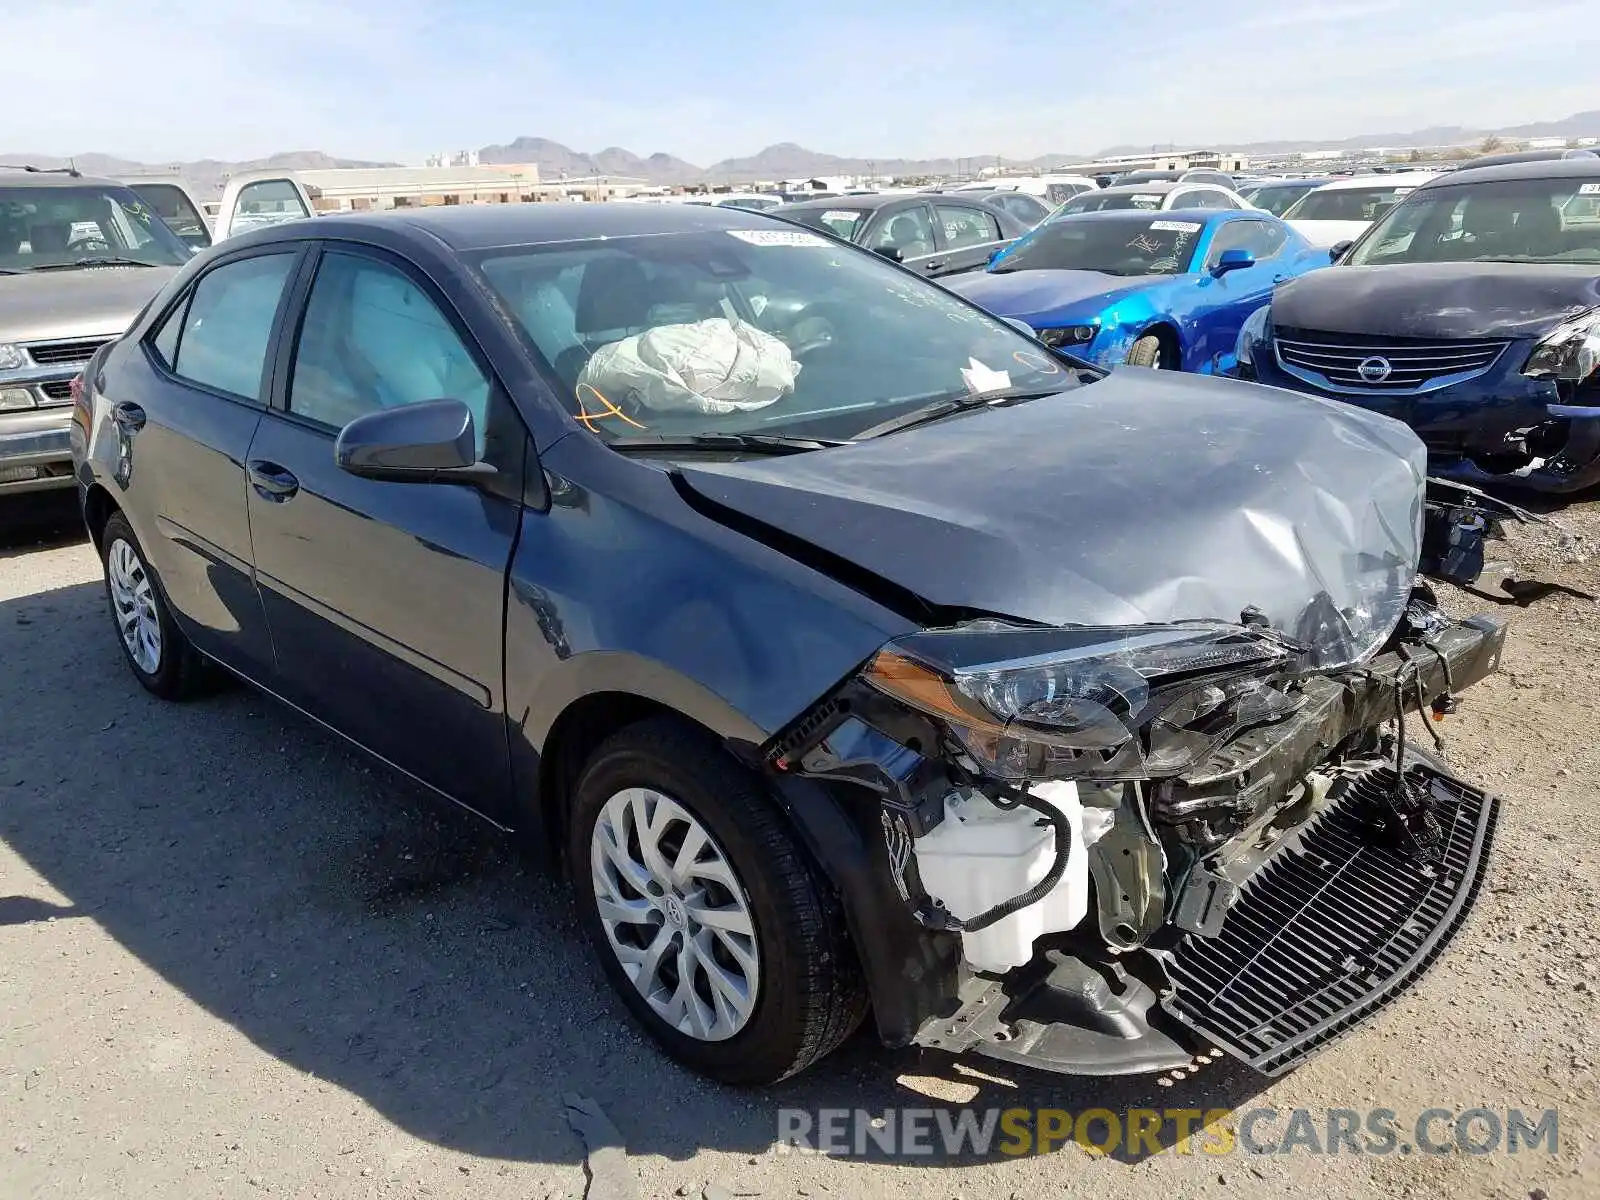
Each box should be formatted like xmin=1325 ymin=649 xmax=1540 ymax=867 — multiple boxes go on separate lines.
xmin=776 ymin=1106 xmax=1560 ymax=1158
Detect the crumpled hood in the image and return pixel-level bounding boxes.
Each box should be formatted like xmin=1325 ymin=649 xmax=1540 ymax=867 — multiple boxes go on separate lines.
xmin=1271 ymin=262 xmax=1600 ymax=340
xmin=677 ymin=370 xmax=1429 ymax=668
xmin=945 ymin=269 xmax=1158 ymax=324
xmin=0 ymin=266 xmax=178 ymax=344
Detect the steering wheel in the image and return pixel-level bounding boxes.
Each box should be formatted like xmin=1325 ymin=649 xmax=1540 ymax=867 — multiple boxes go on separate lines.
xmin=68 ymin=233 xmax=111 ymax=252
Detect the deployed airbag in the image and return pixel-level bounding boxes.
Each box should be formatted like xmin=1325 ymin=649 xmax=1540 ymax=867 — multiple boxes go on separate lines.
xmin=578 ymin=317 xmax=800 ymax=415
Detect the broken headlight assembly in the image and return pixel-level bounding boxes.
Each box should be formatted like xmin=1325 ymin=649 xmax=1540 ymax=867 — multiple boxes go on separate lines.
xmin=861 ymin=620 xmax=1307 ymax=782
xmin=1522 ymin=309 xmax=1600 ymax=386
xmin=1036 ymin=324 xmax=1098 ymax=348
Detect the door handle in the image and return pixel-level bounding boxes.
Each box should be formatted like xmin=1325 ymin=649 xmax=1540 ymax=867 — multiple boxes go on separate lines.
xmin=247 ymin=460 xmax=300 ymax=502
xmin=922 ymin=260 xmax=946 ymax=272
xmin=112 ymin=401 xmax=146 ymax=433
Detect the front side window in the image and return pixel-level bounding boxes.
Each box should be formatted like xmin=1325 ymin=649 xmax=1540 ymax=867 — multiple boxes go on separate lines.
xmin=0 ymin=184 xmax=191 ymax=272
xmin=128 ymin=183 xmax=211 ymax=249
xmin=1346 ymin=177 xmax=1600 ymax=266
xmin=866 ymin=206 xmax=935 ymax=257
xmin=995 ymin=215 xmax=1204 ymax=276
xmin=781 ymin=206 xmax=866 ymax=241
xmin=1205 ymin=219 xmax=1286 ymax=264
xmin=288 ymin=251 xmax=491 ymax=445
xmin=474 ymin=227 xmax=1088 ymax=443
xmin=936 ymin=205 xmax=1002 ymax=248
xmin=165 ymin=252 xmax=298 ymax=400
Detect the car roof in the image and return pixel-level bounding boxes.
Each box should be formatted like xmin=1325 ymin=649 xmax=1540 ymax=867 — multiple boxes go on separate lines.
xmin=1048 ymin=207 xmax=1236 ymax=225
xmin=1315 ymin=172 xmax=1439 ymax=191
xmin=0 ymin=169 xmax=127 ymax=190
xmin=1423 ymin=156 xmax=1600 ymax=188
xmin=1086 ymin=181 xmax=1186 ymax=196
xmin=235 ymin=199 xmax=792 ymax=253
xmin=781 ymin=193 xmax=906 ymax=213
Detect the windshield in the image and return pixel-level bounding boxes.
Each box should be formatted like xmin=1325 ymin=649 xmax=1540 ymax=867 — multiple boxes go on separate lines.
xmin=1247 ymin=182 xmax=1321 ymax=217
xmin=994 ymin=215 xmax=1203 ymax=276
xmin=0 ymin=183 xmax=190 ymax=270
xmin=779 ymin=206 xmax=867 ymax=240
xmin=1284 ymin=183 xmax=1420 ymax=222
xmin=473 ymin=228 xmax=1088 ymax=443
xmin=1054 ymin=190 xmax=1165 ymax=216
xmin=1346 ymin=177 xmax=1600 ymax=266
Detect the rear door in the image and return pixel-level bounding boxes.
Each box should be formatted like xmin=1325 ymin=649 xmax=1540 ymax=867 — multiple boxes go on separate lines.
xmin=933 ymin=202 xmax=1011 ymax=275
xmin=98 ymin=245 xmax=305 ymax=673
xmin=213 ymin=174 xmax=318 ymax=242
xmin=242 ymin=241 xmax=525 ymax=815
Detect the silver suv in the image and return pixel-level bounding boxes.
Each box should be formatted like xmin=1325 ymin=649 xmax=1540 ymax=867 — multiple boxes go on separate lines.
xmin=1 ymin=168 xmax=187 ymax=497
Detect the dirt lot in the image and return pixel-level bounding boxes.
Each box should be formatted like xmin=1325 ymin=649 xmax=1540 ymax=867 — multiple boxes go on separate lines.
xmin=2 ymin=488 xmax=1597 ymax=1200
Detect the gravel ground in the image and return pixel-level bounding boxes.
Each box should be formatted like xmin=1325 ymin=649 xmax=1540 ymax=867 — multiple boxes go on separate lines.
xmin=2 ymin=487 xmax=1597 ymax=1200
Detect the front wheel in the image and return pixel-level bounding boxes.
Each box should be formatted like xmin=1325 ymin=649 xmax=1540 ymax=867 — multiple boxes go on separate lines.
xmin=568 ymin=717 xmax=866 ymax=1084
xmin=100 ymin=512 xmax=209 ymax=700
xmin=1125 ymin=334 xmax=1168 ymax=369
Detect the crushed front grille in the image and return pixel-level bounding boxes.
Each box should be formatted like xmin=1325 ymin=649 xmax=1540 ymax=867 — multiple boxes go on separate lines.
xmin=25 ymin=337 xmax=112 ymax=366
xmin=1164 ymin=762 xmax=1498 ymax=1076
xmin=1274 ymin=327 xmax=1507 ymax=394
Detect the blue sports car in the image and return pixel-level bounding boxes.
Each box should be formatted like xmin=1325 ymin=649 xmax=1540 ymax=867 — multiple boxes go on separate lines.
xmin=944 ymin=209 xmax=1327 ymax=373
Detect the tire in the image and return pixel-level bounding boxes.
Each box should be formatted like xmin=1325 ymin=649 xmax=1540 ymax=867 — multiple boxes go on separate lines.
xmin=567 ymin=716 xmax=867 ymax=1084
xmin=100 ymin=511 xmax=209 ymax=701
xmin=1125 ymin=333 xmax=1167 ymax=369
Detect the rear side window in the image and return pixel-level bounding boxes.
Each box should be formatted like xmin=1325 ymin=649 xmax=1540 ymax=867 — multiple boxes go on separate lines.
xmin=160 ymin=253 xmax=297 ymax=400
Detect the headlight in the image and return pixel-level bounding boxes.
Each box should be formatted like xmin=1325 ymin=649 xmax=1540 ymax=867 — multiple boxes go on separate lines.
xmin=1036 ymin=325 xmax=1097 ymax=348
xmin=0 ymin=343 xmax=26 ymax=371
xmin=862 ymin=620 xmax=1305 ymax=782
xmin=1235 ymin=304 xmax=1271 ymax=368
xmin=1523 ymin=310 xmax=1600 ymax=384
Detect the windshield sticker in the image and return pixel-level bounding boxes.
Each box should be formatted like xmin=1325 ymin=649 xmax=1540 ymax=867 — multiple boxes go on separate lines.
xmin=726 ymin=229 xmax=831 ymax=247
xmin=821 ymin=209 xmax=861 ymax=222
xmin=1579 ymin=183 xmax=1600 ymax=195
xmin=1150 ymin=220 xmax=1202 ymax=233
xmin=1012 ymin=349 xmax=1062 ymax=375
xmin=960 ymin=357 xmax=1012 ymax=395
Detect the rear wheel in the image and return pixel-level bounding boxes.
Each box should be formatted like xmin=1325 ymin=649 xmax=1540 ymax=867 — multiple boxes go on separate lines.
xmin=100 ymin=512 xmax=209 ymax=700
xmin=1125 ymin=334 xmax=1168 ymax=369
xmin=568 ymin=717 xmax=866 ymax=1084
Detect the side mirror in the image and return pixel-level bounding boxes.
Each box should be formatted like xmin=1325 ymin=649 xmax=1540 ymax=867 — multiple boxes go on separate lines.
xmin=1210 ymin=247 xmax=1256 ymax=277
xmin=1329 ymin=239 xmax=1354 ymax=262
xmin=987 ymin=246 xmax=1005 ymax=267
xmin=871 ymin=245 xmax=903 ymax=263
xmin=335 ymin=399 xmax=492 ymax=483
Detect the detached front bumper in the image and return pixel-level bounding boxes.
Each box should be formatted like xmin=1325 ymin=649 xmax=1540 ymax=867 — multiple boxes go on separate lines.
xmin=910 ymin=614 xmax=1507 ymax=1077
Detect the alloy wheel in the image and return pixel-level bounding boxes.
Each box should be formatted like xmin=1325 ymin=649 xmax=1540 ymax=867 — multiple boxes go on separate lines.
xmin=589 ymin=787 xmax=761 ymax=1042
xmin=107 ymin=537 xmax=162 ymax=675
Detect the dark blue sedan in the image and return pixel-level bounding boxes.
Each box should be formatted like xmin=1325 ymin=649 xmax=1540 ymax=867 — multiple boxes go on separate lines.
xmin=69 ymin=202 xmax=1510 ymax=1087
xmin=946 ymin=209 xmax=1326 ymax=373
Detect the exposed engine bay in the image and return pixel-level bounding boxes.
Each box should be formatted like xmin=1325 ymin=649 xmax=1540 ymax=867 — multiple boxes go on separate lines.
xmin=766 ymin=480 xmax=1517 ymax=1077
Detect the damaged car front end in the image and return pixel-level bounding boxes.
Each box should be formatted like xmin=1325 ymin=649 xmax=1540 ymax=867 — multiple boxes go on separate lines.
xmin=751 ymin=451 xmax=1512 ymax=1079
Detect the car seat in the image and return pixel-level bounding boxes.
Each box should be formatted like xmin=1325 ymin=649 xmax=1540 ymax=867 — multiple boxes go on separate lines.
xmin=28 ymin=221 xmax=70 ymax=254
xmin=884 ymin=214 xmax=932 ymax=258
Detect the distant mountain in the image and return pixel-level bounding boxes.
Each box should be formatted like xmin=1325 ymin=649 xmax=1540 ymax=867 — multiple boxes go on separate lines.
xmin=0 ymin=149 xmax=399 ymax=195
xmin=1099 ymin=111 xmax=1600 ymax=157
xmin=477 ymin=136 xmax=702 ymax=183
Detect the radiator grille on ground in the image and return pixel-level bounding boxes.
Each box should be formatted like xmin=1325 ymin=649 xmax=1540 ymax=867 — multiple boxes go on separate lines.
xmin=25 ymin=338 xmax=112 ymax=366
xmin=1164 ymin=765 xmax=1499 ymax=1076
xmin=1274 ymin=327 xmax=1508 ymax=393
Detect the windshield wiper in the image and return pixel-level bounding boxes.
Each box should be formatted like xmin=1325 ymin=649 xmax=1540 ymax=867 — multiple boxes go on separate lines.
xmin=854 ymin=384 xmax=1079 ymax=440
xmin=29 ymin=257 xmax=159 ymax=271
xmin=607 ymin=432 xmax=851 ymax=456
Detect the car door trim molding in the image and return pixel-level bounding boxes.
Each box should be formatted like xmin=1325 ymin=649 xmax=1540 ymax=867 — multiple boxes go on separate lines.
xmin=253 ymin=566 xmax=495 ymax=708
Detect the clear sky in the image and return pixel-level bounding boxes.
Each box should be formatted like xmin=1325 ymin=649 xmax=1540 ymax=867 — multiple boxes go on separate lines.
xmin=12 ymin=0 xmax=1600 ymax=165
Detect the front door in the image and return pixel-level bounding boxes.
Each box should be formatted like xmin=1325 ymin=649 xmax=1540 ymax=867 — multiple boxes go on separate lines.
xmin=213 ymin=175 xmax=318 ymax=242
xmin=1193 ymin=218 xmax=1288 ymax=369
xmin=933 ymin=203 xmax=1011 ymax=276
xmin=860 ymin=203 xmax=943 ymax=275
xmin=244 ymin=243 xmax=525 ymax=816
